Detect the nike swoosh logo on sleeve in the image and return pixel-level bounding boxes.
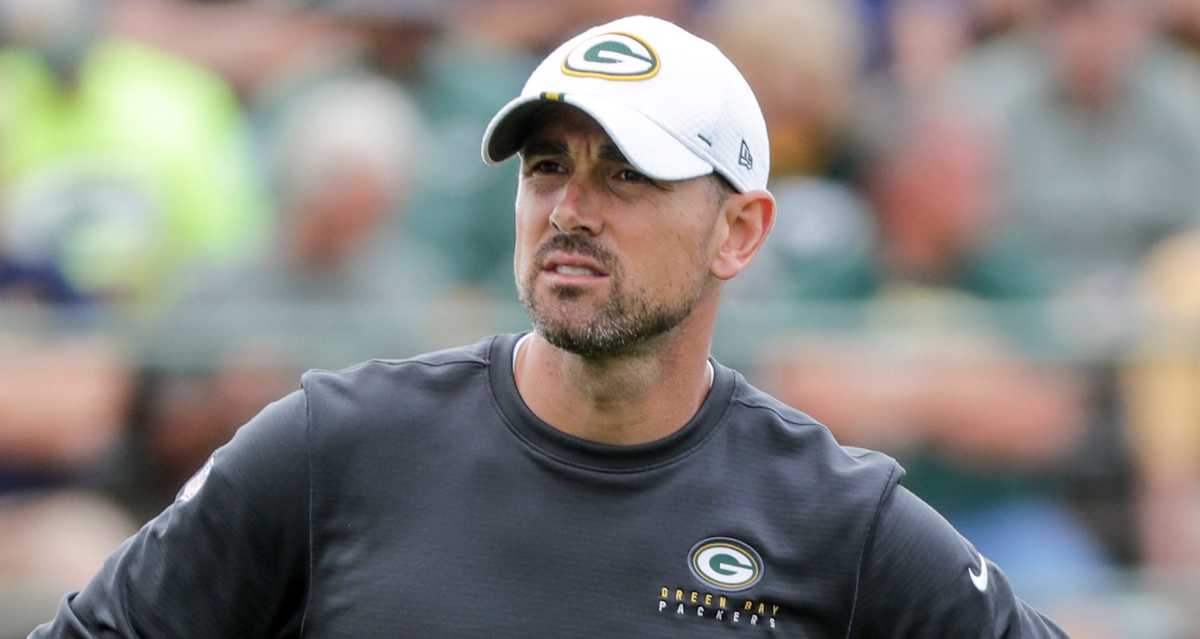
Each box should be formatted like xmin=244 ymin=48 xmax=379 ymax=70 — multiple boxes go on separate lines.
xmin=968 ymin=550 xmax=989 ymax=592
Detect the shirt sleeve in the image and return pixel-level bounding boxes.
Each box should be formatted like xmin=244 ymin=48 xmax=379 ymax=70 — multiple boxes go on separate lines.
xmin=848 ymin=484 xmax=1069 ymax=638
xmin=29 ymin=390 xmax=311 ymax=639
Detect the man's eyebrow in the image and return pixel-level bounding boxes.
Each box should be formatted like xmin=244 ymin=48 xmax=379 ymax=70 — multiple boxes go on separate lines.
xmin=520 ymin=139 xmax=567 ymax=157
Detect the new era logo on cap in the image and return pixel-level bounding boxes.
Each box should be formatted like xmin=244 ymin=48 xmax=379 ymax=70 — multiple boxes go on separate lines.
xmin=482 ymin=15 xmax=771 ymax=193
xmin=738 ymin=140 xmax=754 ymax=170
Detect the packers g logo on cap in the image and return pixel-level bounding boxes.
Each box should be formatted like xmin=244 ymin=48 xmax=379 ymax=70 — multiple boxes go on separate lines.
xmin=562 ymin=32 xmax=660 ymax=80
xmin=688 ymin=537 xmax=764 ymax=592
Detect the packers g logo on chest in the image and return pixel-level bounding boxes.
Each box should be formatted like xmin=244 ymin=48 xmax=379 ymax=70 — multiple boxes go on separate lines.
xmin=688 ymin=537 xmax=763 ymax=592
xmin=655 ymin=536 xmax=780 ymax=630
xmin=562 ymin=32 xmax=660 ymax=80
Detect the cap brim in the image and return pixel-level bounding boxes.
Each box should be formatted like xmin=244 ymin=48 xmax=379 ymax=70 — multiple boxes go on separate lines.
xmin=481 ymin=93 xmax=713 ymax=183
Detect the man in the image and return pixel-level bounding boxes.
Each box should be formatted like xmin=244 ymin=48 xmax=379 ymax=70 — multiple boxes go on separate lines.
xmin=31 ymin=15 xmax=1066 ymax=638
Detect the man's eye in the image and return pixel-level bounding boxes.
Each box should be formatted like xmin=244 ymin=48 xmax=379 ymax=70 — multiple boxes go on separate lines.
xmin=530 ymin=160 xmax=565 ymax=174
xmin=616 ymin=168 xmax=649 ymax=183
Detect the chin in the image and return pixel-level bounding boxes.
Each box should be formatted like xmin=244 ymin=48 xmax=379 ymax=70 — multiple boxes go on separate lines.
xmin=536 ymin=323 xmax=631 ymax=359
xmin=535 ymin=297 xmax=603 ymax=330
xmin=524 ymin=296 xmax=623 ymax=358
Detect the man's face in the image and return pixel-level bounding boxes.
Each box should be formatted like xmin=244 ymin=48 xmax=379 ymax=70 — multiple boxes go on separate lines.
xmin=514 ymin=105 xmax=724 ymax=358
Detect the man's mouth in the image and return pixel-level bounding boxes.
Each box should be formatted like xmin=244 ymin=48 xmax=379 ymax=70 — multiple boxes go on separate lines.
xmin=542 ymin=251 xmax=610 ymax=278
xmin=552 ymin=264 xmax=602 ymax=276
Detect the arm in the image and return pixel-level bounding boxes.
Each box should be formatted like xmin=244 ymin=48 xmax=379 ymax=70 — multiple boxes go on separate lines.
xmin=29 ymin=390 xmax=311 ymax=638
xmin=848 ymin=484 xmax=1067 ymax=638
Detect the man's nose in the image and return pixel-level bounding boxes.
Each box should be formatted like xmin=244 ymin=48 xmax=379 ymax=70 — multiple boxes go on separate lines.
xmin=549 ymin=175 xmax=604 ymax=236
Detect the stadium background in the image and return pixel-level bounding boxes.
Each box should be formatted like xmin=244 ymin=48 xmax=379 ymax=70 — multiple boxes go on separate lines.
xmin=1 ymin=0 xmax=1199 ymax=636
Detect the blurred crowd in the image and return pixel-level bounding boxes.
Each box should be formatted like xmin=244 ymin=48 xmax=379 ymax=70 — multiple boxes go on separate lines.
xmin=1 ymin=0 xmax=1200 ymax=636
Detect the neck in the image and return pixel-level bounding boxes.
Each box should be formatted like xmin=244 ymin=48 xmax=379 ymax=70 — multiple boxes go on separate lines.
xmin=514 ymin=294 xmax=718 ymax=446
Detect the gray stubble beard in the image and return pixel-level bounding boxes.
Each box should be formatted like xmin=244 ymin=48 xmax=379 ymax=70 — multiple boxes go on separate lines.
xmin=518 ymin=265 xmax=703 ymax=360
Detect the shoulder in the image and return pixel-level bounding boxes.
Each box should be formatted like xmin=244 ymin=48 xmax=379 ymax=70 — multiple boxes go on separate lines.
xmin=301 ymin=336 xmax=492 ymax=398
xmin=298 ymin=336 xmax=499 ymax=450
xmin=726 ymin=368 xmax=822 ymax=427
xmin=721 ymin=369 xmax=904 ymax=499
xmin=293 ymin=335 xmax=525 ymax=505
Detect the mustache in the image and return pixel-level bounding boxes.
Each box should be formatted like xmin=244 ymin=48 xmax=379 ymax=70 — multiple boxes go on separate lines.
xmin=534 ymin=233 xmax=616 ymax=271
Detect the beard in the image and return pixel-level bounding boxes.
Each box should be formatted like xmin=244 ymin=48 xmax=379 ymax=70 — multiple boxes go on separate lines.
xmin=518 ymin=233 xmax=705 ymax=359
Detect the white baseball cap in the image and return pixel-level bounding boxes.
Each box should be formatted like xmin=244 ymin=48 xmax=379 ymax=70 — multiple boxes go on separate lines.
xmin=481 ymin=15 xmax=770 ymax=193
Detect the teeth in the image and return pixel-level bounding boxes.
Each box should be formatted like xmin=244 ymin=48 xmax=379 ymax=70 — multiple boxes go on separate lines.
xmin=555 ymin=265 xmax=598 ymax=276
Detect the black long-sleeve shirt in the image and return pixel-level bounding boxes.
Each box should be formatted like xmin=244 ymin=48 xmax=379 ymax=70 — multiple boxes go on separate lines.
xmin=31 ymin=333 xmax=1067 ymax=638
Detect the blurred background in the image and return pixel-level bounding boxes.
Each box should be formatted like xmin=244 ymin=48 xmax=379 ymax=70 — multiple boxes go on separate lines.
xmin=0 ymin=0 xmax=1198 ymax=636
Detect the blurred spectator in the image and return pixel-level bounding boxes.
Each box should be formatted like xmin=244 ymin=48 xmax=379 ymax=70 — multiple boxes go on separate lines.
xmin=858 ymin=0 xmax=1041 ymax=72
xmin=706 ymin=0 xmax=877 ymax=316
xmin=755 ymin=112 xmax=1108 ymax=610
xmin=887 ymin=0 xmax=969 ymax=94
xmin=0 ymin=245 xmax=136 ymax=634
xmin=702 ymin=0 xmax=864 ymax=182
xmin=1124 ymin=230 xmax=1200 ymax=575
xmin=110 ymin=0 xmax=364 ymax=97
xmin=225 ymin=0 xmax=532 ymax=302
xmin=0 ymin=0 xmax=267 ymax=308
xmin=699 ymin=0 xmax=883 ymax=357
xmin=175 ymin=73 xmax=441 ymax=368
xmin=396 ymin=4 xmax=533 ymax=302
xmin=244 ymin=0 xmax=530 ymax=313
xmin=855 ymin=0 xmax=974 ymax=171
xmin=952 ymin=0 xmax=1200 ymax=318
xmin=112 ymin=74 xmax=450 ymax=519
xmin=942 ymin=2 xmax=1199 ymax=580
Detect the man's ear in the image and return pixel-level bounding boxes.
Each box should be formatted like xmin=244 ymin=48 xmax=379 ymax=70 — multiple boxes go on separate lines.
xmin=710 ymin=189 xmax=776 ymax=280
